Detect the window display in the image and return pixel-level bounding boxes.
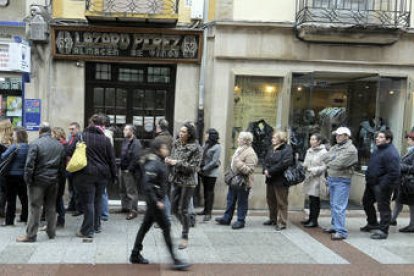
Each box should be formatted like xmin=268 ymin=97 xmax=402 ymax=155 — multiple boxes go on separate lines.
xmin=231 ymin=76 xmax=283 ymax=165
xmin=0 ymin=77 xmax=23 ymax=127
xmin=290 ymin=73 xmax=406 ymax=170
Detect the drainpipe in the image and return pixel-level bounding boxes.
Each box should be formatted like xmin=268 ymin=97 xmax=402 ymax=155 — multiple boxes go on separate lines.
xmin=197 ymin=0 xmax=209 ymax=143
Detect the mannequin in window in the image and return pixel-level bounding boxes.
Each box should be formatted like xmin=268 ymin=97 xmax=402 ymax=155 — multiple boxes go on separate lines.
xmin=358 ymin=117 xmax=376 ymax=164
xmin=247 ymin=119 xmax=274 ymax=165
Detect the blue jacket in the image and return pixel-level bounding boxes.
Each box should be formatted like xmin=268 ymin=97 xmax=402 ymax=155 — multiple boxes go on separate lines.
xmin=366 ymin=143 xmax=401 ymax=187
xmin=1 ymin=143 xmax=29 ymax=176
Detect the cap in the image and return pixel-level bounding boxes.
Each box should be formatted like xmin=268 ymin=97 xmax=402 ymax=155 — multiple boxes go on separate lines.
xmin=406 ymin=131 xmax=414 ymax=139
xmin=333 ymin=127 xmax=351 ymax=137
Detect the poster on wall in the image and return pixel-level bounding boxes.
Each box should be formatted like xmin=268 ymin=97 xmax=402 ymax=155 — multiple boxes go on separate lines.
xmin=144 ymin=116 xmax=154 ymax=132
xmin=133 ymin=116 xmax=143 ymax=126
xmin=23 ymin=99 xmax=41 ymax=131
xmin=6 ymin=96 xmax=22 ymax=117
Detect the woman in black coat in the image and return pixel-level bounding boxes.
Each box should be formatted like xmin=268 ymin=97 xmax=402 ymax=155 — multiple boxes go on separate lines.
xmin=391 ymin=132 xmax=414 ymax=232
xmin=263 ymin=131 xmax=293 ymax=231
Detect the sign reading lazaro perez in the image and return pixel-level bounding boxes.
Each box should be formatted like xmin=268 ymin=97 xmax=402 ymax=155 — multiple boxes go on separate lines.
xmin=51 ymin=26 xmax=202 ymax=63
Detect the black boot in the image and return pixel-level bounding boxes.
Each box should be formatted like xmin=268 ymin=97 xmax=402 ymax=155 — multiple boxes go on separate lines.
xmin=304 ymin=196 xmax=318 ymax=228
xmin=130 ymin=252 xmax=149 ymax=264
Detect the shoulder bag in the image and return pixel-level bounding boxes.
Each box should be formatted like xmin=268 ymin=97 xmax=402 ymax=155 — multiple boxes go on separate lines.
xmin=0 ymin=146 xmax=19 ymax=177
xmin=66 ymin=135 xmax=87 ymax=173
xmin=283 ymin=159 xmax=306 ymax=187
xmin=224 ymin=170 xmax=246 ymax=189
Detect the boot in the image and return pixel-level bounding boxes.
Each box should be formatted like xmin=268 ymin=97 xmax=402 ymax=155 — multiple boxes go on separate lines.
xmin=304 ymin=196 xmax=318 ymax=228
xmin=130 ymin=252 xmax=149 ymax=264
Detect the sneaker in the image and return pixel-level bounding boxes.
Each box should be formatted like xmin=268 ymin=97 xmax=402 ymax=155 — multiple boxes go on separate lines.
xmin=126 ymin=211 xmax=138 ymax=220
xmin=370 ymin=230 xmax=388 ymax=239
xmin=360 ymin=224 xmax=380 ymax=232
xmin=129 ymin=253 xmax=149 ymax=264
xmin=16 ymin=235 xmax=36 ymax=243
xmin=331 ymin=233 xmax=346 ymax=240
xmin=215 ymin=217 xmax=231 ymax=225
xmin=172 ymin=259 xmax=191 ymax=271
xmin=322 ymin=227 xmax=336 ymax=234
xmin=76 ymin=231 xmax=93 ymax=242
xmin=178 ymin=239 xmax=188 ymax=250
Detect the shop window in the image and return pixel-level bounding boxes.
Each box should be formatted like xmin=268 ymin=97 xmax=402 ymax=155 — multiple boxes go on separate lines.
xmin=118 ymin=68 xmax=144 ymax=82
xmin=148 ymin=67 xmax=171 ymax=83
xmin=95 ymin=63 xmax=111 ymax=80
xmin=0 ymin=77 xmax=23 ymax=127
xmin=291 ymin=73 xmax=406 ymax=170
xmin=231 ymin=76 xmax=283 ymax=166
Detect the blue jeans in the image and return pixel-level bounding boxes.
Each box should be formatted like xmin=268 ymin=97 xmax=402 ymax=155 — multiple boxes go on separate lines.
xmin=102 ymin=188 xmax=109 ymax=219
xmin=328 ymin=177 xmax=351 ymax=238
xmin=223 ymin=186 xmax=250 ymax=223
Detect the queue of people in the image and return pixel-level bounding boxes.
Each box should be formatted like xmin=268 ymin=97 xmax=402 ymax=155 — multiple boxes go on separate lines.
xmin=2 ymin=115 xmax=414 ymax=271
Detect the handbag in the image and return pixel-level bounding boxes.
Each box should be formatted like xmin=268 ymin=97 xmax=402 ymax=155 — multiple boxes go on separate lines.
xmin=224 ymin=170 xmax=246 ymax=189
xmin=0 ymin=146 xmax=19 ymax=177
xmin=66 ymin=135 xmax=87 ymax=173
xmin=401 ymin=174 xmax=414 ymax=195
xmin=283 ymin=160 xmax=306 ymax=187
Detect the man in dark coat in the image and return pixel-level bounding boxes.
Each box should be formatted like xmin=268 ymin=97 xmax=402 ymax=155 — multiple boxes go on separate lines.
xmin=16 ymin=123 xmax=66 ymax=242
xmin=119 ymin=124 xmax=142 ymax=220
xmin=362 ymin=130 xmax=401 ymax=239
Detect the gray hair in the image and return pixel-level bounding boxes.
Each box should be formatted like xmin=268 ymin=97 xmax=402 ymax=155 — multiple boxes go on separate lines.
xmin=39 ymin=122 xmax=51 ymax=134
xmin=159 ymin=119 xmax=169 ymax=131
xmin=238 ymin=131 xmax=253 ymax=145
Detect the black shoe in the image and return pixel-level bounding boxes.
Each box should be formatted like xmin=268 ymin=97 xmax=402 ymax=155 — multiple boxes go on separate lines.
xmin=370 ymin=230 xmax=388 ymax=239
xmin=323 ymin=227 xmax=336 ymax=234
xmin=360 ymin=224 xmax=380 ymax=232
xmin=231 ymin=221 xmax=245 ymax=229
xmin=203 ymin=215 xmax=211 ymax=221
xmin=304 ymin=221 xmax=318 ymax=228
xmin=300 ymin=219 xmax=310 ymax=225
xmin=130 ymin=253 xmax=149 ymax=264
xmin=56 ymin=221 xmax=65 ymax=228
xmin=72 ymin=211 xmax=83 ymax=217
xmin=275 ymin=225 xmax=287 ymax=232
xmin=263 ymin=220 xmax=276 ymax=226
xmin=398 ymin=226 xmax=414 ymax=233
xmin=390 ymin=220 xmax=397 ymax=226
xmin=215 ymin=217 xmax=230 ymax=225
xmin=95 ymin=227 xmax=102 ymax=234
xmin=172 ymin=259 xmax=191 ymax=271
xmin=196 ymin=211 xmax=205 ymax=216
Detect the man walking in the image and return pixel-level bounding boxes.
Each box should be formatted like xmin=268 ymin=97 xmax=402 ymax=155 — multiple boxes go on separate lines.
xmin=322 ymin=127 xmax=358 ymax=240
xmin=119 ymin=124 xmax=142 ymax=220
xmin=16 ymin=123 xmax=66 ymax=242
xmin=362 ymin=130 xmax=401 ymax=239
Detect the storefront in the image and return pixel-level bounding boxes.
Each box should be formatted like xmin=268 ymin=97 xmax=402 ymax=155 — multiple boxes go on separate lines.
xmin=203 ymin=23 xmax=414 ymax=210
xmin=0 ymin=38 xmax=31 ymax=127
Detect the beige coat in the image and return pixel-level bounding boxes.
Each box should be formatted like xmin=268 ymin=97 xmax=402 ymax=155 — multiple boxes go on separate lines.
xmin=303 ymin=144 xmax=328 ymax=197
xmin=231 ymin=145 xmax=258 ymax=188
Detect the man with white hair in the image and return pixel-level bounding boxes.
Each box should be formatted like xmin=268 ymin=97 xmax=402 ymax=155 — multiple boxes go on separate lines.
xmin=16 ymin=122 xmax=66 ymax=242
xmin=322 ymin=127 xmax=358 ymax=240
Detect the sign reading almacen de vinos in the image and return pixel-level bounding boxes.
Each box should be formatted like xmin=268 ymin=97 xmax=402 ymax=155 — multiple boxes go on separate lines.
xmin=51 ymin=26 xmax=202 ymax=64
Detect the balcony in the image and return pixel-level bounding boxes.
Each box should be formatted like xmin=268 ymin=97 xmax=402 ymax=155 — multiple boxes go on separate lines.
xmin=295 ymin=0 xmax=412 ymax=44
xmin=85 ymin=0 xmax=178 ymax=24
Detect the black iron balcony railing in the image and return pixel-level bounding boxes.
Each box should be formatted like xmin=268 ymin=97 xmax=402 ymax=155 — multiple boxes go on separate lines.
xmin=85 ymin=0 xmax=178 ymax=22
xmin=296 ymin=0 xmax=412 ymax=28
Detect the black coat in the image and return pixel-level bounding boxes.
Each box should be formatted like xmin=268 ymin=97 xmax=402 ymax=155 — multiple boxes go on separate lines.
xmin=120 ymin=138 xmax=142 ymax=172
xmin=142 ymin=153 xmax=167 ymax=205
xmin=263 ymin=143 xmax=293 ymax=186
xmin=24 ymin=133 xmax=66 ymax=186
xmin=68 ymin=126 xmax=117 ymax=181
xmin=399 ymin=150 xmax=414 ymax=205
xmin=366 ymin=143 xmax=401 ymax=187
xmin=247 ymin=120 xmax=274 ymax=165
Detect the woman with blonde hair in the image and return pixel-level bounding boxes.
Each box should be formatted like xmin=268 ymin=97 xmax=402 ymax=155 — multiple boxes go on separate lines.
xmin=0 ymin=119 xmax=13 ymax=218
xmin=215 ymin=131 xmax=258 ymax=229
xmin=52 ymin=127 xmax=68 ymax=227
xmin=263 ymin=131 xmax=293 ymax=231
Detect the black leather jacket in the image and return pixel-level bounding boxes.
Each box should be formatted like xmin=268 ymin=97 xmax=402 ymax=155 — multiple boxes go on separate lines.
xmin=24 ymin=133 xmax=66 ymax=186
xmin=142 ymin=153 xmax=167 ymax=205
xmin=264 ymin=143 xmax=293 ymax=186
